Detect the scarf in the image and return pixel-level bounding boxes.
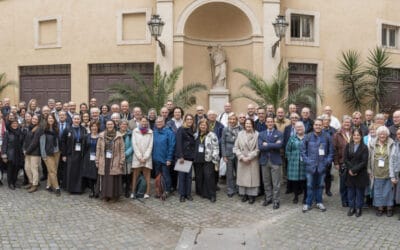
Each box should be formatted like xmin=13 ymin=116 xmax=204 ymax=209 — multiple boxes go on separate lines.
xmin=105 ymin=129 xmax=116 ymax=151
xmin=139 ymin=127 xmax=148 ymax=134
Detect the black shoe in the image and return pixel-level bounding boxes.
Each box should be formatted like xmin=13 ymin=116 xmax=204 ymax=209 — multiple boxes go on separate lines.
xmin=8 ymin=184 xmax=15 ymax=190
xmin=376 ymin=209 xmax=384 ymax=217
xmin=347 ymin=208 xmax=355 ymax=216
xmin=0 ymin=180 xmax=3 ymax=186
xmin=325 ymin=191 xmax=332 ymax=197
xmin=241 ymin=195 xmax=249 ymax=202
xmin=342 ymin=202 xmax=349 ymax=207
xmin=210 ymin=196 xmax=216 ymax=203
xmin=387 ymin=209 xmax=394 ymax=217
xmin=227 ymin=193 xmax=234 ymax=198
xmin=180 ymin=196 xmax=185 ymax=202
xmin=285 ymin=189 xmax=292 ymax=194
xmin=293 ymin=196 xmax=299 ymax=204
xmin=355 ymin=209 xmax=362 ymax=217
xmin=46 ymin=186 xmax=53 ymax=192
xmin=216 ymin=186 xmax=221 ymax=191
xmin=262 ymin=199 xmax=272 ymax=206
xmin=273 ymin=202 xmax=280 ymax=209
xmin=186 ymin=195 xmax=193 ymax=201
xmin=248 ymin=196 xmax=255 ymax=204
xmin=55 ymin=189 xmax=61 ymax=197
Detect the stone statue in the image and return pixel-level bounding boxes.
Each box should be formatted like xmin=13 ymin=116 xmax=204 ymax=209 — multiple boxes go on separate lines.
xmin=208 ymin=44 xmax=227 ymax=88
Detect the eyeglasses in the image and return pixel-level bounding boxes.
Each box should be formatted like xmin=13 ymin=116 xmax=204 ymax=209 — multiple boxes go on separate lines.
xmin=290 ymin=117 xmax=298 ymax=119
xmin=239 ymin=117 xmax=246 ymax=119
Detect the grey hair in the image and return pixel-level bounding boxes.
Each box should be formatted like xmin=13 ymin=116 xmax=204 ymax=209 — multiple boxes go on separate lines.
xmin=376 ymin=125 xmax=390 ymax=136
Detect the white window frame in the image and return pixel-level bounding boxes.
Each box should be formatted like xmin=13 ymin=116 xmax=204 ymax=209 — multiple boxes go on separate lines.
xmin=116 ymin=8 xmax=152 ymax=45
xmin=285 ymin=9 xmax=320 ymax=47
xmin=34 ymin=16 xmax=62 ymax=49
xmin=379 ymin=21 xmax=399 ymax=50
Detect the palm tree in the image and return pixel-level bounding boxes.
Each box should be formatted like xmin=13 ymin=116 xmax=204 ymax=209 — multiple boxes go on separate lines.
xmin=234 ymin=63 xmax=323 ymax=110
xmin=108 ymin=65 xmax=207 ymax=112
xmin=336 ymin=50 xmax=369 ymax=111
xmin=365 ymin=46 xmax=391 ymax=113
xmin=0 ymin=73 xmax=16 ymax=94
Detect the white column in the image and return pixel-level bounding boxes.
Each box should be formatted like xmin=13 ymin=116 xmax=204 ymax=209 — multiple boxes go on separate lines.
xmin=156 ymin=0 xmax=174 ymax=73
xmin=263 ymin=0 xmax=281 ymax=79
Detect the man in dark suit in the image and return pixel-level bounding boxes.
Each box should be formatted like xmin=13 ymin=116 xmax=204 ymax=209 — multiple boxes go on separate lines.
xmin=58 ymin=111 xmax=70 ymax=189
xmin=300 ymin=107 xmax=314 ymax=134
xmin=258 ymin=117 xmax=284 ymax=209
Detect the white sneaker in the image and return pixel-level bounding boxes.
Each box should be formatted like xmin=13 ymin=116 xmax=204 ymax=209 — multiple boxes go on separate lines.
xmin=316 ymin=203 xmax=327 ymax=212
xmin=130 ymin=193 xmax=135 ymax=199
xmin=144 ymin=194 xmax=150 ymax=199
xmin=302 ymin=204 xmax=310 ymax=213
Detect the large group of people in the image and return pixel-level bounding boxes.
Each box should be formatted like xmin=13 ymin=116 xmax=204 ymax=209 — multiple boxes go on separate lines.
xmin=0 ymin=96 xmax=399 ymax=220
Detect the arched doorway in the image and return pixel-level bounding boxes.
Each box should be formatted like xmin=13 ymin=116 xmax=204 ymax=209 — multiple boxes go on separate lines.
xmin=175 ymin=0 xmax=263 ymax=113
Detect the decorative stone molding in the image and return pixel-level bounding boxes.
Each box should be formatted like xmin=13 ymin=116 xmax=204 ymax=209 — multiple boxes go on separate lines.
xmin=377 ymin=18 xmax=400 ymax=54
xmin=34 ymin=15 xmax=62 ymax=49
xmin=116 ymin=8 xmax=152 ymax=45
xmin=285 ymin=9 xmax=320 ymax=47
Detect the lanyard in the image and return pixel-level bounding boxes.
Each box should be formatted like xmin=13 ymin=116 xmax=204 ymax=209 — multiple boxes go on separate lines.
xmin=200 ymin=134 xmax=206 ymax=144
xmin=73 ymin=127 xmax=81 ymax=141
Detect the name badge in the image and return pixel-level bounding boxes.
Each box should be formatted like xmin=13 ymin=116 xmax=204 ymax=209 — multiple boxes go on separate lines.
xmin=106 ymin=150 xmax=112 ymax=159
xmin=378 ymin=159 xmax=385 ymax=167
xmin=90 ymin=153 xmax=96 ymax=161
xmin=319 ymin=148 xmax=325 ymax=156
xmin=198 ymin=144 xmax=204 ymax=153
xmin=75 ymin=143 xmax=81 ymax=151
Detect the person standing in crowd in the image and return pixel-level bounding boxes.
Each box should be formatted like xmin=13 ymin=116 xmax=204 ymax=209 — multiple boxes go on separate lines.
xmin=254 ymin=107 xmax=267 ymax=132
xmin=234 ymin=119 xmax=260 ymax=204
xmin=1 ymin=120 xmax=24 ymax=190
xmin=275 ymin=107 xmax=290 ymax=133
xmin=193 ymin=119 xmax=219 ymax=202
xmin=246 ymin=104 xmax=258 ymax=121
xmin=300 ymin=107 xmax=314 ymax=134
xmin=287 ymin=104 xmax=297 ymax=118
xmin=221 ymin=113 xmax=241 ymax=197
xmin=217 ymin=102 xmax=232 ymax=127
xmin=364 ymin=110 xmax=374 ymax=128
xmin=96 ymin=120 xmax=125 ymax=201
xmin=89 ymin=98 xmax=97 ymax=110
xmin=147 ymin=108 xmax=157 ymax=130
xmin=194 ymin=105 xmax=207 ymax=125
xmin=238 ymin=113 xmax=246 ymax=129
xmin=152 ymin=116 xmax=175 ymax=195
xmin=79 ymin=103 xmax=88 ymax=115
xmin=333 ymin=115 xmax=352 ymax=207
xmin=166 ymin=107 xmax=184 ymax=133
xmin=131 ymin=117 xmax=153 ymax=199
xmin=81 ymin=121 xmax=100 ymax=198
xmin=301 ymin=118 xmax=334 ymax=212
xmin=207 ymin=110 xmax=224 ymax=186
xmin=99 ymin=104 xmax=110 ymax=131
xmin=0 ymin=112 xmax=7 ymax=185
xmin=81 ymin=112 xmax=91 ymax=133
xmin=23 ymin=114 xmax=41 ymax=193
xmin=22 ymin=112 xmax=32 ymax=128
xmin=110 ymin=113 xmax=121 ymax=130
xmin=374 ymin=113 xmax=386 ymax=127
xmin=344 ymin=129 xmax=369 ymax=217
xmin=258 ymin=117 xmax=283 ymax=209
xmin=27 ymin=98 xmax=40 ymax=114
xmin=321 ymin=114 xmax=336 ymax=197
xmin=120 ymin=100 xmax=131 ymax=120
xmin=389 ymin=128 xmax=400 ymax=220
xmin=389 ymin=110 xmax=400 ymax=140
xmin=128 ymin=107 xmax=143 ymax=131
xmin=1 ymin=98 xmax=11 ymax=117
xmin=283 ymin=113 xmax=300 ymax=147
xmin=40 ymin=113 xmax=61 ymax=196
xmin=160 ymin=107 xmax=170 ymax=122
xmin=369 ymin=126 xmax=395 ymax=217
xmin=119 ymin=120 xmax=132 ymax=198
xmin=323 ymin=106 xmax=341 ymax=130
xmin=62 ymin=114 xmax=87 ymax=194
xmin=57 ymin=111 xmax=69 ymax=188
xmin=175 ymin=114 xmax=196 ymax=202
xmin=285 ymin=121 xmax=307 ymax=204
xmin=352 ymin=111 xmax=368 ymax=137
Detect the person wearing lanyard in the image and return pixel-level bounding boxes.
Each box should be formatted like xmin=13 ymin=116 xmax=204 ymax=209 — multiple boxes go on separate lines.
xmin=61 ymin=113 xmax=87 ymax=194
xmin=96 ymin=120 xmax=125 ymax=201
xmin=81 ymin=121 xmax=100 ymax=198
xmin=193 ymin=118 xmax=220 ymax=203
xmin=0 ymin=112 xmax=6 ymax=186
xmin=389 ymin=128 xmax=400 ymax=220
xmin=369 ymin=126 xmax=395 ymax=217
xmin=333 ymin=115 xmax=352 ymax=206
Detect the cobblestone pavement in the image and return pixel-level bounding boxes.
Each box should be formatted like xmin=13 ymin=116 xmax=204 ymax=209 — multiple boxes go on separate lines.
xmin=0 ymin=172 xmax=399 ymax=249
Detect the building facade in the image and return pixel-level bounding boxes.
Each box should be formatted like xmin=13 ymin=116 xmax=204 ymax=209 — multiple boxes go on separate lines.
xmin=1 ymin=0 xmax=400 ymax=117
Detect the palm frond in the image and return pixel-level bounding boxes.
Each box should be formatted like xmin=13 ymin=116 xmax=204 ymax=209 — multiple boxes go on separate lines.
xmin=0 ymin=73 xmax=16 ymax=93
xmin=285 ymin=86 xmax=324 ymax=111
xmin=172 ymin=83 xmax=208 ymax=109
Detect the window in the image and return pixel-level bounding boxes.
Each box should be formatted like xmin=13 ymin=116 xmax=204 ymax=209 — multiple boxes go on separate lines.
xmin=291 ymin=14 xmax=314 ymax=41
xmin=382 ymin=25 xmax=397 ymax=48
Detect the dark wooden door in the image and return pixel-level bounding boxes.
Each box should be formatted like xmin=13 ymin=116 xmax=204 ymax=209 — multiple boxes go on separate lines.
xmin=382 ymin=68 xmax=400 ymax=113
xmin=89 ymin=63 xmax=154 ymax=105
xmin=19 ymin=65 xmax=71 ymax=106
xmin=288 ymin=63 xmax=317 ymax=117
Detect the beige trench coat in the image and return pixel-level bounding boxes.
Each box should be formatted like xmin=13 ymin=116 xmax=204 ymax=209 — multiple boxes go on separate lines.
xmin=233 ymin=130 xmax=260 ymax=187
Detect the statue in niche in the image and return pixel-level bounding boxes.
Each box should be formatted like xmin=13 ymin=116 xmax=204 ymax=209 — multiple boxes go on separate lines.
xmin=208 ymin=44 xmax=227 ymax=89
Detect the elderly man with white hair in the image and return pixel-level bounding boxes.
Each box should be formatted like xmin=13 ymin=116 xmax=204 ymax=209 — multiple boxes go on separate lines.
xmin=389 ymin=110 xmax=400 ymax=140
xmin=323 ymin=106 xmax=341 ymax=130
xmin=217 ymin=102 xmax=232 ymax=127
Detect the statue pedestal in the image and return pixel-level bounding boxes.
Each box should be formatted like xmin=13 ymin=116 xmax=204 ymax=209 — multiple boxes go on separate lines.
xmin=208 ymin=88 xmax=230 ymax=114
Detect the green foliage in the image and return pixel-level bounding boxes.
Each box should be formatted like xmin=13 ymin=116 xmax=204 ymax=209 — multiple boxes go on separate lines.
xmin=108 ymin=65 xmax=207 ymax=112
xmin=365 ymin=46 xmax=391 ymax=112
xmin=0 ymin=73 xmax=16 ymax=94
xmin=234 ymin=63 xmax=323 ymax=110
xmin=336 ymin=50 xmax=369 ymax=111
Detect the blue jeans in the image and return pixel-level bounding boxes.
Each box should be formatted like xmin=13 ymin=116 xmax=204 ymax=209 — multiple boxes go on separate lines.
xmin=306 ymin=171 xmax=325 ymax=206
xmin=153 ymin=162 xmax=172 ymax=192
xmin=178 ymin=167 xmax=192 ymax=197
xmin=347 ymin=187 xmax=364 ymax=209
xmin=339 ymin=167 xmax=349 ymax=205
